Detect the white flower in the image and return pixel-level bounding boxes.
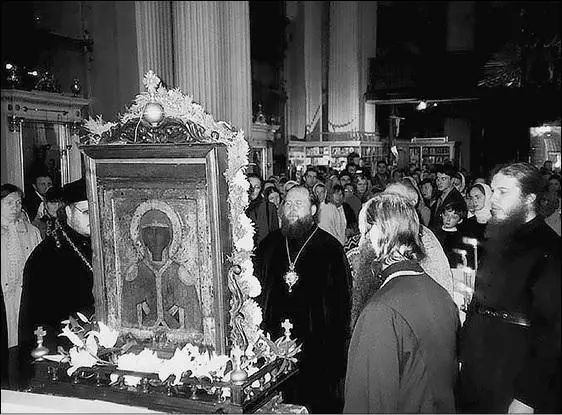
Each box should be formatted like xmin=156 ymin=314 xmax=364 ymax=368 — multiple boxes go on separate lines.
xmin=85 ymin=333 xmax=98 ymax=356
xmin=188 ymin=351 xmax=231 ymax=380
xmin=204 ymin=354 xmax=231 ymax=378
xmin=67 ymin=347 xmax=97 ymax=376
xmin=83 ymin=115 xmax=116 ymax=137
xmin=241 ymin=299 xmax=263 ymax=328
xmin=157 ymin=347 xmax=192 ymax=385
xmin=91 ymin=322 xmax=119 ymax=349
xmin=58 ymin=325 xmax=84 ymax=348
xmin=235 ymin=232 xmax=254 ymax=252
xmin=116 ymin=348 xmax=163 ymax=386
xmin=117 ymin=348 xmax=163 ymax=373
xmin=233 ymin=170 xmax=250 ymax=191
xmin=76 ymin=312 xmax=90 ymax=323
xmin=238 ymin=264 xmax=261 ymax=298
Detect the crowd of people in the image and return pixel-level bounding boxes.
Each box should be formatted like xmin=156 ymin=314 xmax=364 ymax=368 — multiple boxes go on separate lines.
xmin=1 ymin=156 xmax=560 ymax=414
xmin=252 ymin=155 xmax=560 ymax=413
xmin=252 ymin=155 xmax=561 ymax=267
xmin=1 ymin=175 xmax=93 ymax=389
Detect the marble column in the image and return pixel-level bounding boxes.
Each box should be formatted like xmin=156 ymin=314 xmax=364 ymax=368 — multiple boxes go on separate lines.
xmin=172 ymin=1 xmax=252 ymax=136
xmin=135 ymin=1 xmax=174 ymax=89
xmin=220 ymin=1 xmax=252 ymax=137
xmin=304 ymin=1 xmax=323 ymax=138
xmin=359 ymin=1 xmax=378 ymax=133
xmin=328 ymin=1 xmax=360 ymax=133
xmin=285 ymin=2 xmax=306 ymax=140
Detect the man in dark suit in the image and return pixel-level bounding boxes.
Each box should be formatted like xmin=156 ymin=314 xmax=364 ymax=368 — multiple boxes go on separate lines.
xmin=23 ymin=172 xmax=53 ymax=221
xmin=429 ymin=165 xmax=466 ymax=231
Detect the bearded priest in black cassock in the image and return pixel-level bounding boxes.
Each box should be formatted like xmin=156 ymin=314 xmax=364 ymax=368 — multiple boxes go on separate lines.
xmin=18 ymin=179 xmax=95 ymax=388
xmin=255 ymin=186 xmax=352 ymax=414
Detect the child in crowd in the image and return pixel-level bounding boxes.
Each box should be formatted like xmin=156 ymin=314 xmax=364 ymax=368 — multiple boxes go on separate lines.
xmin=435 ymin=200 xmax=467 ymax=267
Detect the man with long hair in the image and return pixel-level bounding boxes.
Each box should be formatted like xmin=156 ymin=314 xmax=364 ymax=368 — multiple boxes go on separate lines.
xmin=459 ymin=162 xmax=561 ymax=413
xmin=344 ymin=193 xmax=459 ymax=413
xmin=255 ymin=185 xmax=352 ymax=413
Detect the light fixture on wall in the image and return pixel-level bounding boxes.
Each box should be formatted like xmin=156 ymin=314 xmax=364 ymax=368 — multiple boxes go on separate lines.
xmin=416 ymin=101 xmax=427 ymax=111
xmin=5 ymin=63 xmax=21 ymax=88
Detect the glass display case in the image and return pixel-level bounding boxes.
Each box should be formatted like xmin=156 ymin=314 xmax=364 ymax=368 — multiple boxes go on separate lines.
xmin=1 ymin=89 xmax=90 ymax=191
xmin=288 ymin=140 xmax=385 ymax=173
xmin=407 ymin=137 xmax=459 ymax=169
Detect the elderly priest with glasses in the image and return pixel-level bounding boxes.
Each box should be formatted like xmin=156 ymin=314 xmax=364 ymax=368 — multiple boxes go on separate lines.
xmin=18 ymin=178 xmax=95 ymax=389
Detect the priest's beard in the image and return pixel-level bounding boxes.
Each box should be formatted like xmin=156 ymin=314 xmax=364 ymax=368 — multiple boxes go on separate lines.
xmin=485 ymin=203 xmax=529 ymax=242
xmin=281 ymin=214 xmax=315 ymax=241
xmin=351 ymin=241 xmax=383 ymax=330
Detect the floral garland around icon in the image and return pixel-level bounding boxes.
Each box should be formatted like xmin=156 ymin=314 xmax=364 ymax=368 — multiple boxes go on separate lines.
xmin=81 ymin=71 xmax=264 ymax=355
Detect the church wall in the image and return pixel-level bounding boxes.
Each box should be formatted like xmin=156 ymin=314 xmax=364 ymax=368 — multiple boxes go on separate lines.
xmin=444 ymin=1 xmax=476 ymax=170
xmin=444 ymin=117 xmax=471 ymax=171
xmin=84 ymin=1 xmax=140 ymax=120
xmin=31 ymin=2 xmax=88 ymax=98
xmin=446 ymin=1 xmax=475 ymax=52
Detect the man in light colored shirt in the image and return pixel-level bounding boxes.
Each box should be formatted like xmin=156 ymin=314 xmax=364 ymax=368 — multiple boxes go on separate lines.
xmin=319 ymin=184 xmax=347 ymax=245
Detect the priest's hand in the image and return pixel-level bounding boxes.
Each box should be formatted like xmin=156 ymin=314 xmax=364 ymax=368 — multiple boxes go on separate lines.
xmin=507 ymin=399 xmax=534 ymax=413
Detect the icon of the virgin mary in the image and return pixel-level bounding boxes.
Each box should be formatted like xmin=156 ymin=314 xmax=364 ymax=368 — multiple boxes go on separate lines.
xmin=122 ymin=200 xmax=203 ymax=333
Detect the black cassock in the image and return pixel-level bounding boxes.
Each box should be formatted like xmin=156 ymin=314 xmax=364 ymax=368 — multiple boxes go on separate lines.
xmin=344 ymin=261 xmax=459 ymax=414
xmin=255 ymin=226 xmax=352 ymax=414
xmin=18 ymin=225 xmax=95 ymax=388
xmin=459 ymin=217 xmax=561 ymax=413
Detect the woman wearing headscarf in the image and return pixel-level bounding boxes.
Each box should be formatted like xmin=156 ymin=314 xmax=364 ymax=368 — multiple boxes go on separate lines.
xmin=1 ymin=183 xmax=42 ymax=388
xmin=453 ymin=171 xmax=467 ymax=196
xmin=461 ymin=183 xmax=492 ymax=242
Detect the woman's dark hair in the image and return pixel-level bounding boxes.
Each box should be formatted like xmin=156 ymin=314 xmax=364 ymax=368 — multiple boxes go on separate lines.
xmin=420 ymin=178 xmax=435 ymax=196
xmin=442 ymin=200 xmax=468 ymax=221
xmin=1 ymin=183 xmax=23 ymax=200
xmin=331 ymin=183 xmax=344 ymax=195
xmin=263 ymin=186 xmax=281 ymax=201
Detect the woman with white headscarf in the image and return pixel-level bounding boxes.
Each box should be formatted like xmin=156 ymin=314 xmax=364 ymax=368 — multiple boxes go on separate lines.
xmin=461 ymin=183 xmax=492 ymax=241
xmin=1 ymin=183 xmax=41 ymax=388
